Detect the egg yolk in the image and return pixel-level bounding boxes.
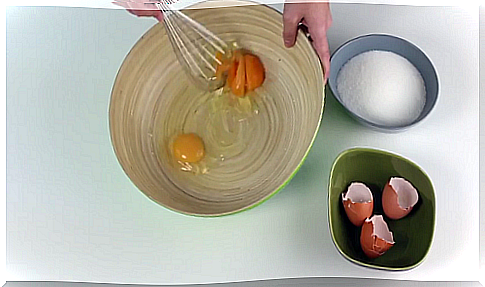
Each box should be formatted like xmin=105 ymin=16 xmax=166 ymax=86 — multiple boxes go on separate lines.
xmin=215 ymin=49 xmax=265 ymax=97
xmin=172 ymin=133 xmax=205 ymax=163
xmin=244 ymin=53 xmax=265 ymax=91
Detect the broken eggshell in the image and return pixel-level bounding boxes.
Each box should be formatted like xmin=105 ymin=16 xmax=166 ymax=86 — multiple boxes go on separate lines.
xmin=342 ymin=182 xmax=374 ymax=227
xmin=360 ymin=215 xmax=395 ymax=259
xmin=382 ymin=177 xmax=419 ymax=220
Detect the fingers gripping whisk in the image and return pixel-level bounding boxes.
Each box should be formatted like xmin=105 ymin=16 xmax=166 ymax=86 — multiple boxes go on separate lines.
xmin=155 ymin=1 xmax=229 ymax=90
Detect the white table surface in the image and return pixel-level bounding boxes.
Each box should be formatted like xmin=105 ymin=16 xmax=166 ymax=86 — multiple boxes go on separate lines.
xmin=6 ymin=2 xmax=479 ymax=284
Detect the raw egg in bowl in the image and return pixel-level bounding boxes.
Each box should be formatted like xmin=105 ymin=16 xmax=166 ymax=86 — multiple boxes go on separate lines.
xmin=109 ymin=0 xmax=325 ymax=216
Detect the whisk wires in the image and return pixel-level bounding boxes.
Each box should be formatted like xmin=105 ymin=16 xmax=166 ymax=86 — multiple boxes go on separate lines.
xmin=154 ymin=1 xmax=228 ymax=90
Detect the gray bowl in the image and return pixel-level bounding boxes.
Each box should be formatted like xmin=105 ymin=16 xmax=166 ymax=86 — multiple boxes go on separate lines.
xmin=328 ymin=34 xmax=439 ymax=132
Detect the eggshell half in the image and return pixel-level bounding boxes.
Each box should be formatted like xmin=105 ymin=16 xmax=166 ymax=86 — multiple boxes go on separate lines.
xmin=382 ymin=177 xmax=419 ymax=220
xmin=360 ymin=215 xmax=395 ymax=259
xmin=342 ymin=182 xmax=374 ymax=227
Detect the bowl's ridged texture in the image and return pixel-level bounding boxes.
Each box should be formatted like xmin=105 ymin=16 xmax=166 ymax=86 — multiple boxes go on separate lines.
xmin=109 ymin=2 xmax=324 ymax=216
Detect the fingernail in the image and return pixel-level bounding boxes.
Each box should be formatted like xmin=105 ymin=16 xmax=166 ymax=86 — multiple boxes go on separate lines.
xmin=284 ymin=40 xmax=291 ymax=47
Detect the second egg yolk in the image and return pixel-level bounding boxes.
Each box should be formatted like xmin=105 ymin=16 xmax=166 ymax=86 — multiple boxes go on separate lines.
xmin=172 ymin=133 xmax=205 ymax=163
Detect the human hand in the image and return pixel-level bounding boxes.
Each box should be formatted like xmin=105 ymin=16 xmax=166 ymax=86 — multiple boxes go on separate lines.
xmin=283 ymin=1 xmax=332 ymax=83
xmin=113 ymin=1 xmax=164 ymax=22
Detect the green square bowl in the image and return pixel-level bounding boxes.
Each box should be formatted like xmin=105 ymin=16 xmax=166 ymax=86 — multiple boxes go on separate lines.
xmin=328 ymin=147 xmax=436 ymax=270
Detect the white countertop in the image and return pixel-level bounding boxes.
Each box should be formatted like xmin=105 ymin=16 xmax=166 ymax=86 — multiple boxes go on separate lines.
xmin=6 ymin=3 xmax=479 ymax=284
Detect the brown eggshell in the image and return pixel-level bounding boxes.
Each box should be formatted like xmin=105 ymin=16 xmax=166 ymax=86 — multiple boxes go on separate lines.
xmin=342 ymin=182 xmax=373 ymax=227
xmin=382 ymin=177 xmax=419 ymax=220
xmin=360 ymin=215 xmax=395 ymax=259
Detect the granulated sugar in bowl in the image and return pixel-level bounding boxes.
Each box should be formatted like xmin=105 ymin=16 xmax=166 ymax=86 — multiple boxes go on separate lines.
xmin=328 ymin=34 xmax=439 ymax=132
xmin=336 ymin=50 xmax=426 ymax=127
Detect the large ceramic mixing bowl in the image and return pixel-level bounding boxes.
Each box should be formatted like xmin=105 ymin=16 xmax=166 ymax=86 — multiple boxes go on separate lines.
xmin=109 ymin=0 xmax=325 ymax=216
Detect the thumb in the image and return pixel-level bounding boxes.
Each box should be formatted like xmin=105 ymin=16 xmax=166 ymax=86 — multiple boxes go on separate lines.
xmin=306 ymin=23 xmax=331 ymax=83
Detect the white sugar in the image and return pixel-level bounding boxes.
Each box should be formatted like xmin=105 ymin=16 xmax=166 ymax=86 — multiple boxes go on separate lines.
xmin=336 ymin=50 xmax=426 ymax=127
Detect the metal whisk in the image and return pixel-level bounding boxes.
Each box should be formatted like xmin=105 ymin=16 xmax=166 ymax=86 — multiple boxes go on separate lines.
xmin=155 ymin=0 xmax=229 ymax=91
